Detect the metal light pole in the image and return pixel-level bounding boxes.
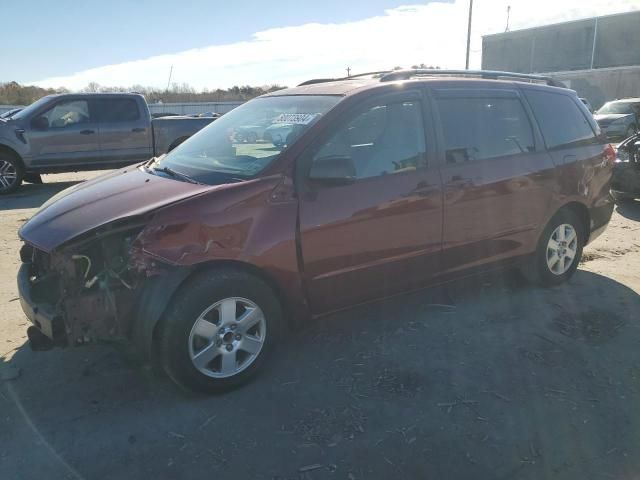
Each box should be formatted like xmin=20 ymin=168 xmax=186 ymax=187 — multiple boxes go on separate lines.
xmin=465 ymin=0 xmax=473 ymax=69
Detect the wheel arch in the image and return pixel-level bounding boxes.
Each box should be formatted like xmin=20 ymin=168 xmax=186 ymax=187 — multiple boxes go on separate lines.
xmin=135 ymin=259 xmax=293 ymax=360
xmin=555 ymin=201 xmax=591 ymax=243
xmin=0 ymin=143 xmax=24 ymax=166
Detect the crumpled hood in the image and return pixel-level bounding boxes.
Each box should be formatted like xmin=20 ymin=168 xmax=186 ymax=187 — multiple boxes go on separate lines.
xmin=594 ymin=113 xmax=632 ymax=126
xmin=19 ymin=166 xmax=214 ymax=252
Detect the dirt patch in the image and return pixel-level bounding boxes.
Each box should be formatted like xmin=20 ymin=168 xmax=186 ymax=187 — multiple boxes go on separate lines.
xmin=580 ymin=251 xmax=607 ymax=263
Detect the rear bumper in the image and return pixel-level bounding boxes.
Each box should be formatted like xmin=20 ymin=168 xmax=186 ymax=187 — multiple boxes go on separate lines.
xmin=17 ymin=263 xmax=66 ymax=345
xmin=586 ymin=197 xmax=615 ymax=245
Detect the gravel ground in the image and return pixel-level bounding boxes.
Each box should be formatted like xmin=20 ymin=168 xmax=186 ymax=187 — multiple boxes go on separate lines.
xmin=1 ymin=172 xmax=640 ymax=480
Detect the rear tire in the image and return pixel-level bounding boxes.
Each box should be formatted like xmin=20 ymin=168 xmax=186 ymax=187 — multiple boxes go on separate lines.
xmin=158 ymin=269 xmax=283 ymax=393
xmin=0 ymin=153 xmax=24 ymax=195
xmin=523 ymin=209 xmax=584 ymax=286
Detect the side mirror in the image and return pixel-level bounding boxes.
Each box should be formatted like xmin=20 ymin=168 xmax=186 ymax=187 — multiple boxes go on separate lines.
xmin=308 ymin=155 xmax=356 ymax=185
xmin=31 ymin=116 xmax=49 ymax=130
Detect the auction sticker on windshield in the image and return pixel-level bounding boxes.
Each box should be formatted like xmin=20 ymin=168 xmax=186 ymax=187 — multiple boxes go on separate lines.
xmin=272 ymin=113 xmax=319 ymax=124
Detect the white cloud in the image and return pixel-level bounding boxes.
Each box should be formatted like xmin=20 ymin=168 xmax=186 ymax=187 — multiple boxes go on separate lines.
xmin=32 ymin=0 xmax=640 ymax=90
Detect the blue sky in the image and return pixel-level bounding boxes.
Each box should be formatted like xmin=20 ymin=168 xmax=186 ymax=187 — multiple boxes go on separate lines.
xmin=2 ymin=0 xmax=638 ymax=90
xmin=1 ymin=0 xmax=420 ymax=83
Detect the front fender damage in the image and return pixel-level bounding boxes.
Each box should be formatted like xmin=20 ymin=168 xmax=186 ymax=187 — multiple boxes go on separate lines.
xmin=19 ymin=219 xmax=188 ymax=350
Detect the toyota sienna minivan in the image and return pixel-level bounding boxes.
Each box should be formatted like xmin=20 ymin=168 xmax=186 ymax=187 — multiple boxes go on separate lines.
xmin=17 ymin=70 xmax=615 ymax=392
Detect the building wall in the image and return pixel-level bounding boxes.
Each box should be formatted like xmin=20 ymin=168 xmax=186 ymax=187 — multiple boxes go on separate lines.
xmin=147 ymin=101 xmax=243 ymax=116
xmin=551 ymin=67 xmax=640 ymax=110
xmin=482 ymin=10 xmax=640 ymax=74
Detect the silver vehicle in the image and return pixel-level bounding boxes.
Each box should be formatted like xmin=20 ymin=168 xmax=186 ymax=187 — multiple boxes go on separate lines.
xmin=0 ymin=93 xmax=216 ymax=194
xmin=593 ymin=98 xmax=640 ymax=140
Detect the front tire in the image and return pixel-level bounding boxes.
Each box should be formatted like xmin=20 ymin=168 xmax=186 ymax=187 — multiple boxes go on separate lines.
xmin=158 ymin=269 xmax=283 ymax=393
xmin=0 ymin=154 xmax=24 ymax=194
xmin=523 ymin=209 xmax=584 ymax=286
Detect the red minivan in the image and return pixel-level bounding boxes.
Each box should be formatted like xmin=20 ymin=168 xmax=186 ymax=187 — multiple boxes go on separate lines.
xmin=17 ymin=70 xmax=615 ymax=392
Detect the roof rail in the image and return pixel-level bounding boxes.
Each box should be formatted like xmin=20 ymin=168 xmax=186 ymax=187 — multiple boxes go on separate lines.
xmin=298 ymin=71 xmax=392 ymax=86
xmin=379 ymin=69 xmax=566 ymax=87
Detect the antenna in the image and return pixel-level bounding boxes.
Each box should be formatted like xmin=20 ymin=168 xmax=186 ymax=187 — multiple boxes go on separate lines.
xmin=166 ymin=65 xmax=174 ymax=92
xmin=346 ymin=66 xmax=352 ymax=77
xmin=505 ymin=5 xmax=511 ymax=32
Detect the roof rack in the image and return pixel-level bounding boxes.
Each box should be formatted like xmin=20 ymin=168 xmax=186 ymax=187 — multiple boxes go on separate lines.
xmin=298 ymin=69 xmax=566 ymax=88
xmin=298 ymin=71 xmax=392 ymax=86
xmin=378 ymin=69 xmax=565 ymax=87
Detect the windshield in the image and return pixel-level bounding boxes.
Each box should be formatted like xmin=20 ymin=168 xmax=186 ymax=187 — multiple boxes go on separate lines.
xmin=157 ymin=95 xmax=341 ymax=183
xmin=596 ymin=102 xmax=635 ymax=115
xmin=11 ymin=96 xmax=53 ymax=120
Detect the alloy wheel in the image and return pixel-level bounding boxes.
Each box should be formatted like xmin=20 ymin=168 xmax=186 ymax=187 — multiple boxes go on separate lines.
xmin=546 ymin=223 xmax=578 ymax=275
xmin=0 ymin=159 xmax=17 ymax=191
xmin=188 ymin=297 xmax=266 ymax=378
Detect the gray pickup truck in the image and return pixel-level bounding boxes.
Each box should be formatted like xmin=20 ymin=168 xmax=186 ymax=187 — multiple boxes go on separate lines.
xmin=0 ymin=93 xmax=215 ymax=193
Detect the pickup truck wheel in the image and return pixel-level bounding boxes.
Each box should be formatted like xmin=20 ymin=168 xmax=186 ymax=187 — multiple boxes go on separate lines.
xmin=522 ymin=209 xmax=584 ymax=286
xmin=0 ymin=154 xmax=24 ymax=195
xmin=159 ymin=269 xmax=283 ymax=393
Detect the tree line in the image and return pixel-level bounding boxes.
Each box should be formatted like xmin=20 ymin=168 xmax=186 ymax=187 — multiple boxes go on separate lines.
xmin=0 ymin=81 xmax=286 ymax=106
xmin=1 ymin=65 xmax=439 ymax=105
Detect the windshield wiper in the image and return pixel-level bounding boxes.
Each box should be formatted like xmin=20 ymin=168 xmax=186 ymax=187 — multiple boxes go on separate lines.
xmin=151 ymin=165 xmax=200 ymax=184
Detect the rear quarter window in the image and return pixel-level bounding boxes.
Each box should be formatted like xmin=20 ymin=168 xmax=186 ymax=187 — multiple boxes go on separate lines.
xmin=524 ymin=90 xmax=597 ymax=150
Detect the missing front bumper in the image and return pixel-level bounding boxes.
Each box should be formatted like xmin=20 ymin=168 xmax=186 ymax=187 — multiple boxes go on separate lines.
xmin=17 ymin=263 xmax=67 ymax=346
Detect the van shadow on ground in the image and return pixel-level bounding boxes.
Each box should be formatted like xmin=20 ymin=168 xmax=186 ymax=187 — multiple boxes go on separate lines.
xmin=2 ymin=269 xmax=640 ymax=480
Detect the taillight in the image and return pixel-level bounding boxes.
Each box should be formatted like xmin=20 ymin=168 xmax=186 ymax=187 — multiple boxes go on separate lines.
xmin=604 ymin=144 xmax=616 ymax=166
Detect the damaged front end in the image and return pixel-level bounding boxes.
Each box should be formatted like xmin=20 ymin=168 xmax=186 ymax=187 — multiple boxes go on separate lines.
xmin=18 ymin=218 xmax=154 ymax=350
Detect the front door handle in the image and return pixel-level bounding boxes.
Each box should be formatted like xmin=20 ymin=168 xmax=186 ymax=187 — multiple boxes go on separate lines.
xmin=79 ymin=129 xmax=95 ymax=135
xmin=562 ymin=155 xmax=577 ymax=165
xmin=131 ymin=127 xmax=146 ymax=133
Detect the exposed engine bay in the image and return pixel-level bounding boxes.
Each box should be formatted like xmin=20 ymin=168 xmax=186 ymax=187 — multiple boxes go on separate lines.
xmin=19 ymin=220 xmax=155 ymax=347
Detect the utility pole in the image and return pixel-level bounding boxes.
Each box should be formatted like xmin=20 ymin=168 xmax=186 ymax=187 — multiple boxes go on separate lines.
xmin=166 ymin=65 xmax=174 ymax=92
xmin=465 ymin=0 xmax=473 ymax=70
xmin=346 ymin=66 xmax=351 ymax=77
xmin=505 ymin=5 xmax=511 ymax=32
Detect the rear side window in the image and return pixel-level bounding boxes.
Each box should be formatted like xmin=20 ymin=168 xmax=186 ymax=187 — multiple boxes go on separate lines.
xmin=96 ymin=98 xmax=140 ymax=123
xmin=524 ymin=90 xmax=596 ymax=149
xmin=435 ymin=95 xmax=534 ymax=163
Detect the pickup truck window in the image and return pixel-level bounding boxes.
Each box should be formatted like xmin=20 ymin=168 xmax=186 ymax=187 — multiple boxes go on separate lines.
xmin=42 ymin=100 xmax=90 ymax=128
xmin=96 ymin=98 xmax=140 ymax=122
xmin=157 ymin=95 xmax=341 ymax=183
xmin=10 ymin=95 xmax=51 ymax=120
